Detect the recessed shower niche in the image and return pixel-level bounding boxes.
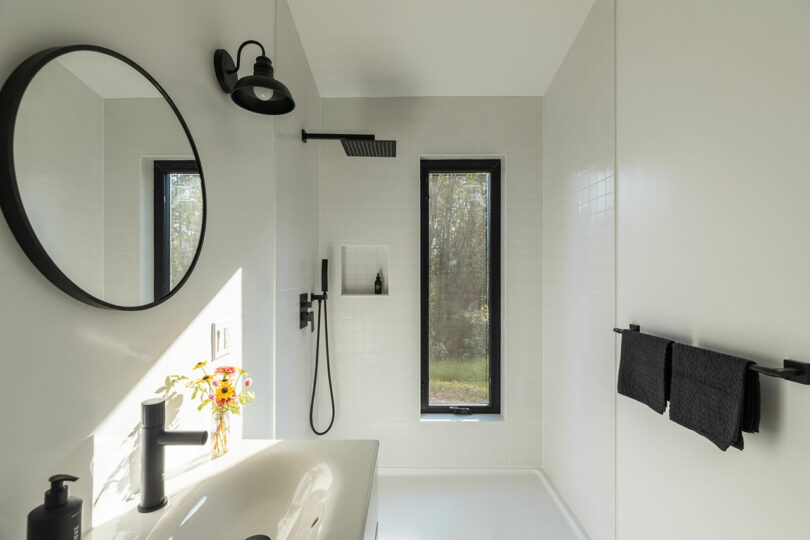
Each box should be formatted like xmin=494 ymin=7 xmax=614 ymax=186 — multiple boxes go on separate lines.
xmin=341 ymin=245 xmax=389 ymax=296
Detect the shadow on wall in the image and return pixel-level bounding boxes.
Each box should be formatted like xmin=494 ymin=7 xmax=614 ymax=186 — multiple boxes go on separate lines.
xmin=91 ymin=389 xmax=184 ymax=513
xmin=37 ymin=268 xmax=247 ymax=531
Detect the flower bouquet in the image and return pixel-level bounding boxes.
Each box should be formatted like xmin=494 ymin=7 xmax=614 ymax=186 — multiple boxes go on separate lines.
xmin=167 ymin=362 xmax=255 ymax=458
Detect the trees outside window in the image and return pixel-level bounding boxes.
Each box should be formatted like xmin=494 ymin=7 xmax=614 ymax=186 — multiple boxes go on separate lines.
xmin=420 ymin=159 xmax=501 ymax=414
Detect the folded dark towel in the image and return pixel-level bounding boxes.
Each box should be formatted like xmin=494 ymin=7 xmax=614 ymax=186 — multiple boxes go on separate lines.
xmin=617 ymin=330 xmax=673 ymax=414
xmin=669 ymin=343 xmax=760 ymax=451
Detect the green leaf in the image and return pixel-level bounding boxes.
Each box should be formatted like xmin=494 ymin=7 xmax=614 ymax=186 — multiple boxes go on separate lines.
xmin=198 ymin=399 xmax=210 ymax=411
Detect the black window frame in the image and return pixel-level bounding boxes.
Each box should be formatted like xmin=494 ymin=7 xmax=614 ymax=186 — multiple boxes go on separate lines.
xmin=420 ymin=159 xmax=502 ymax=415
xmin=153 ymin=160 xmax=200 ymax=300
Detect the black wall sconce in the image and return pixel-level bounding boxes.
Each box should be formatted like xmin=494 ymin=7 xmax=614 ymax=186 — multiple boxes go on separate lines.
xmin=214 ymin=40 xmax=295 ymax=115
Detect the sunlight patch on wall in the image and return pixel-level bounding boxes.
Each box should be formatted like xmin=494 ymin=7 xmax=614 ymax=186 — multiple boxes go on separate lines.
xmin=90 ymin=268 xmax=243 ymax=527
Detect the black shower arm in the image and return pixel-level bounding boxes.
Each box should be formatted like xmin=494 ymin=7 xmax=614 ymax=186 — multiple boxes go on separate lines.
xmin=301 ymin=130 xmax=375 ymax=142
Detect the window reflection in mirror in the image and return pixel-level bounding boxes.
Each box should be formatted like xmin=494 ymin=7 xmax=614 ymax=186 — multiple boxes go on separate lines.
xmin=153 ymin=161 xmax=202 ymax=298
xmin=12 ymin=51 xmax=203 ymax=307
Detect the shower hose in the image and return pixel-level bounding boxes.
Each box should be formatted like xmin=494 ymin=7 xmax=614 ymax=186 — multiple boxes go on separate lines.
xmin=309 ymin=295 xmax=335 ymax=435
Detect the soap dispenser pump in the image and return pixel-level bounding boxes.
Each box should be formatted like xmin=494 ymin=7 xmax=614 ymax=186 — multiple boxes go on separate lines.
xmin=27 ymin=474 xmax=82 ymax=540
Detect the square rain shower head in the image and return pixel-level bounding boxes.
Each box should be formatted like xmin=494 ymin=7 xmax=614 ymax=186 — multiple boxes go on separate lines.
xmin=340 ymin=138 xmax=396 ymax=158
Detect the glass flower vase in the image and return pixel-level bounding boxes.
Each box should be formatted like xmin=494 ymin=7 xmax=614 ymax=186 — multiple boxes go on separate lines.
xmin=210 ymin=410 xmax=230 ymax=458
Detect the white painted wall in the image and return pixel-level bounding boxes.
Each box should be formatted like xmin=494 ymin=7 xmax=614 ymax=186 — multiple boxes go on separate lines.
xmin=318 ymin=96 xmax=543 ymax=468
xmin=273 ymin=0 xmax=321 ymax=441
xmin=542 ymin=0 xmax=616 ymax=538
xmin=616 ymin=1 xmax=810 ymax=538
xmin=0 ymin=0 xmax=320 ymax=536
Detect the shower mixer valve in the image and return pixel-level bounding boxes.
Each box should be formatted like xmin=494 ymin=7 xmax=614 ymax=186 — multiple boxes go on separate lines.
xmin=300 ymin=291 xmax=329 ymax=332
xmin=299 ymin=293 xmax=314 ymax=331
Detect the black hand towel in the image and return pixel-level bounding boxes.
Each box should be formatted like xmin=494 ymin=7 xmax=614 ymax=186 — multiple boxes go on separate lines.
xmin=669 ymin=343 xmax=760 ymax=451
xmin=617 ymin=330 xmax=673 ymax=414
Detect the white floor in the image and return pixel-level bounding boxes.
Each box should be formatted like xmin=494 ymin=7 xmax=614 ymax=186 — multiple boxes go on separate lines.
xmin=377 ymin=471 xmax=580 ymax=540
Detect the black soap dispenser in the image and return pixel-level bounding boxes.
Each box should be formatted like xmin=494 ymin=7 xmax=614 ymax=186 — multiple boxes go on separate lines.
xmin=27 ymin=474 xmax=82 ymax=540
xmin=374 ymin=272 xmax=383 ymax=295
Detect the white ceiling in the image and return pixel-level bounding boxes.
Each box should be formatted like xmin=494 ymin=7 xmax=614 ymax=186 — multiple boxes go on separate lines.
xmin=57 ymin=51 xmax=160 ymax=99
xmin=287 ymin=0 xmax=595 ymax=98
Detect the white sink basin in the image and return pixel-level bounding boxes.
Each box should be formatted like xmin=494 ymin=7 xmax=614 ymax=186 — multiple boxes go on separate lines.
xmin=86 ymin=440 xmax=379 ymax=540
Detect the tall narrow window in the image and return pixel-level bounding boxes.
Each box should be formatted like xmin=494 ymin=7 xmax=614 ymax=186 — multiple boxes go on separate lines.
xmin=154 ymin=160 xmax=203 ymax=299
xmin=421 ymin=159 xmax=501 ymax=414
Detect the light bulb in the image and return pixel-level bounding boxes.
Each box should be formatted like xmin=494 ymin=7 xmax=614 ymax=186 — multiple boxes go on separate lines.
xmin=254 ymin=87 xmax=274 ymax=101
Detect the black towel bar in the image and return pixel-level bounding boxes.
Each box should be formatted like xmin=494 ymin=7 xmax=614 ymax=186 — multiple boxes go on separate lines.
xmin=613 ymin=326 xmax=810 ymax=385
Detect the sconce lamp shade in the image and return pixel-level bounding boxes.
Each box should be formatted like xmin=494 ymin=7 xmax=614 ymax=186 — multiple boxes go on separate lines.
xmin=214 ymin=41 xmax=295 ymax=115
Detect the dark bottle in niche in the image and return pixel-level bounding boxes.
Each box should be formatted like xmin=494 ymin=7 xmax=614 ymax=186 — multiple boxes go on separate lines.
xmin=374 ymin=272 xmax=383 ymax=295
xmin=27 ymin=474 xmax=82 ymax=540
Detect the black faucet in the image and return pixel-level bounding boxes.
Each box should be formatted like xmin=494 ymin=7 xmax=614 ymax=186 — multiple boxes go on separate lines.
xmin=138 ymin=398 xmax=208 ymax=512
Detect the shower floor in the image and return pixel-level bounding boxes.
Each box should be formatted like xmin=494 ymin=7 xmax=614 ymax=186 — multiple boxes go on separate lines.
xmin=377 ymin=470 xmax=580 ymax=540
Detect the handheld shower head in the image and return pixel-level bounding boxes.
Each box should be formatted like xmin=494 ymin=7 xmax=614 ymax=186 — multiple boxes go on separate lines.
xmin=310 ymin=258 xmax=335 ymax=435
xmin=321 ymin=259 xmax=328 ymax=293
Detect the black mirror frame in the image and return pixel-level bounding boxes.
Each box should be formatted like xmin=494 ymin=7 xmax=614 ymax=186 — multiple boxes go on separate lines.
xmin=0 ymin=45 xmax=207 ymax=311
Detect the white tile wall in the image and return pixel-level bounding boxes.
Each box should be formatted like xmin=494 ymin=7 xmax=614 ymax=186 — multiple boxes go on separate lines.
xmin=103 ymin=97 xmax=194 ymax=306
xmin=14 ymin=61 xmax=105 ymax=298
xmin=542 ymin=0 xmax=615 ymax=539
xmin=319 ymin=96 xmax=542 ymax=468
xmin=341 ymin=244 xmax=389 ymax=295
xmin=273 ymin=0 xmax=322 ymax=440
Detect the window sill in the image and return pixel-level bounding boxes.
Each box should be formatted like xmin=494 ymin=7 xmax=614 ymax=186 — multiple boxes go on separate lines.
xmin=420 ymin=413 xmax=505 ymax=423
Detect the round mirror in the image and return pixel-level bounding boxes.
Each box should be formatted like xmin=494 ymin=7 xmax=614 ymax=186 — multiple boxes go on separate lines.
xmin=0 ymin=46 xmax=206 ymax=310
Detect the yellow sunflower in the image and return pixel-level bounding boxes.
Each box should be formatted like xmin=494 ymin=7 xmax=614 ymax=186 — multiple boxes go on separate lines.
xmin=216 ymin=384 xmax=235 ymax=401
xmin=193 ymin=361 xmax=208 ymax=370
xmin=196 ymin=374 xmax=214 ymax=384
